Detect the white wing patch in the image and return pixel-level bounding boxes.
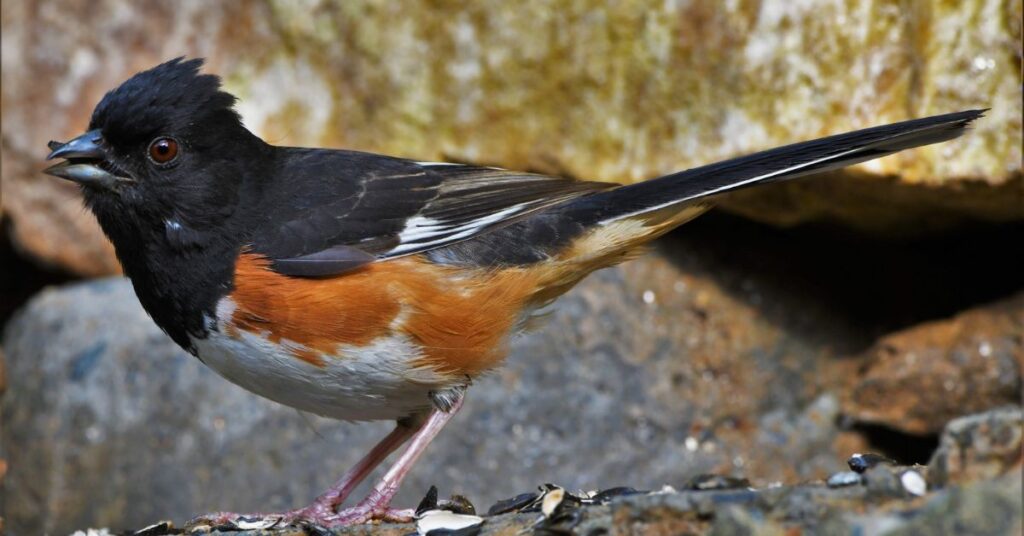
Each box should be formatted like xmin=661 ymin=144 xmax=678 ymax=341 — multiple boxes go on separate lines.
xmin=391 ymin=203 xmax=529 ymax=255
xmin=414 ymin=161 xmax=506 ymax=170
xmin=414 ymin=161 xmax=463 ymax=167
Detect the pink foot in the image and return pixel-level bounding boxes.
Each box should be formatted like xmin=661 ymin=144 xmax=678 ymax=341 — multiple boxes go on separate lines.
xmin=308 ymin=487 xmax=417 ymax=526
xmin=186 ymin=395 xmax=465 ymax=530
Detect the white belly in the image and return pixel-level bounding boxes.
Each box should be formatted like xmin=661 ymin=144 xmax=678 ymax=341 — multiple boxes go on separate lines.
xmin=190 ymin=301 xmax=452 ymax=422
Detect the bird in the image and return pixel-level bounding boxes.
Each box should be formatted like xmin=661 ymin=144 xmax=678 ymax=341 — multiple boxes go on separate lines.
xmin=44 ymin=57 xmax=984 ymax=528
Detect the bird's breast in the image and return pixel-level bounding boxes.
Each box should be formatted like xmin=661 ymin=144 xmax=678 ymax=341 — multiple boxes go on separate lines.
xmin=191 ymin=310 xmax=444 ymax=421
xmin=188 ymin=253 xmax=554 ymax=420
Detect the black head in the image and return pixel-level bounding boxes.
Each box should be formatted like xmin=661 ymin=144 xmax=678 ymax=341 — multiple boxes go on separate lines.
xmin=44 ymin=58 xmax=272 ymax=349
xmin=89 ymin=57 xmax=238 ymax=149
xmin=45 ymin=57 xmax=268 ymax=247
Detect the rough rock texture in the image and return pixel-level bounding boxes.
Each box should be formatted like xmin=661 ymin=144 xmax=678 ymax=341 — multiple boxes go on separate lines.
xmin=843 ymin=294 xmax=1024 ymax=435
xmin=5 ymin=209 xmax=1024 ymax=535
xmin=2 ymin=0 xmax=1021 ymax=275
xmin=0 ymin=346 xmax=6 ymax=396
xmin=2 ymin=262 xmax=847 ymax=535
xmin=0 ymin=345 xmax=6 ymax=516
xmin=88 ymin=460 xmax=1024 ymax=535
xmin=928 ymin=406 xmax=1023 ymax=488
xmin=76 ymin=407 xmax=1024 ymax=534
xmin=720 ymin=172 xmax=1024 ymax=236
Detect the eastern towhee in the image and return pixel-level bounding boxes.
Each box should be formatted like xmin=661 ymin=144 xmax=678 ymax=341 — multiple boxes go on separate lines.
xmin=44 ymin=58 xmax=984 ymax=528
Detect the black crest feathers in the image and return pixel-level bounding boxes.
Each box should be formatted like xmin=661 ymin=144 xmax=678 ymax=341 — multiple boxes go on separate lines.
xmin=89 ymin=57 xmax=240 ymax=146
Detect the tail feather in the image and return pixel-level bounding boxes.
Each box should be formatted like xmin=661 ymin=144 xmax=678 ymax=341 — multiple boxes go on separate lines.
xmin=563 ymin=109 xmax=986 ymax=226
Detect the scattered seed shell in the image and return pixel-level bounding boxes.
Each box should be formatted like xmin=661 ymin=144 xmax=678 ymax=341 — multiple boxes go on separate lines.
xmin=416 ymin=510 xmax=484 ymax=536
xmin=535 ymin=507 xmax=584 ymax=535
xmin=684 ymin=474 xmax=751 ymax=491
xmin=847 ymin=453 xmax=896 ymax=474
xmin=900 ymin=470 xmax=927 ymax=496
xmin=827 ymin=471 xmax=863 ymax=488
xmin=132 ymin=521 xmax=177 ymax=536
xmin=416 ymin=485 xmax=440 ymax=515
xmin=541 ymin=487 xmax=566 ymax=517
xmin=486 ymin=492 xmax=539 ymax=516
xmin=231 ymin=515 xmax=282 ymax=530
xmin=591 ymin=486 xmax=643 ymax=504
xmin=439 ymin=494 xmax=476 ymax=515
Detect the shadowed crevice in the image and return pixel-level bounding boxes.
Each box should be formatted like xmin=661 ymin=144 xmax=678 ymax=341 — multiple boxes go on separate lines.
xmin=851 ymin=423 xmax=941 ymax=465
xmin=654 ymin=210 xmax=1024 ymax=355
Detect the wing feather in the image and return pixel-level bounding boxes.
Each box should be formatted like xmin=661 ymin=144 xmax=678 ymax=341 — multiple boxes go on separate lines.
xmin=251 ymin=150 xmax=611 ymax=276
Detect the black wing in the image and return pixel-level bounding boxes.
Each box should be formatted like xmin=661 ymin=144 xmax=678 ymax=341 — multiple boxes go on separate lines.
xmin=249 ymin=149 xmax=612 ymax=276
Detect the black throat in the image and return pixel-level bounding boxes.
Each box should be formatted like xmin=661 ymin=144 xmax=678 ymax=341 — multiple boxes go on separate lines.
xmin=105 ymin=216 xmax=242 ymax=353
xmin=87 ymin=142 xmax=275 ymax=353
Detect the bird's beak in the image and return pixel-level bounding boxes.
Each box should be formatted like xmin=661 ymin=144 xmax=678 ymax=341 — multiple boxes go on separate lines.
xmin=44 ymin=129 xmax=133 ymax=190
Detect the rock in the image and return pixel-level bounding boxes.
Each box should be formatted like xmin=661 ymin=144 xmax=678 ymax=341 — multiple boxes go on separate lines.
xmin=2 ymin=1 xmax=260 ymax=276
xmin=0 ymin=346 xmax=6 ymax=396
xmin=2 ymin=245 xmax=857 ymax=535
xmin=877 ymin=474 xmax=1023 ymax=536
xmin=2 ymin=0 xmax=1020 ymax=275
xmin=4 ymin=216 xmax=1020 ymax=534
xmin=709 ymin=506 xmax=789 ymax=536
xmin=76 ymin=471 xmax=1024 ymax=535
xmin=928 ymin=406 xmax=1023 ymax=488
xmin=0 ymin=348 xmax=5 ymax=512
xmin=719 ymin=175 xmax=1024 ymax=237
xmin=1 ymin=278 xmax=360 ymax=535
xmin=842 ymin=294 xmax=1024 ymax=435
xmin=862 ymin=464 xmax=913 ymax=498
xmin=0 ymin=346 xmax=5 ymax=490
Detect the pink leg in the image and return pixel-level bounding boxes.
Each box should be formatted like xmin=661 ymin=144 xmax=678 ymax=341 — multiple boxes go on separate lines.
xmin=293 ymin=423 xmax=419 ymax=517
xmin=187 ymin=395 xmax=465 ymax=529
xmin=320 ymin=395 xmax=466 ymax=525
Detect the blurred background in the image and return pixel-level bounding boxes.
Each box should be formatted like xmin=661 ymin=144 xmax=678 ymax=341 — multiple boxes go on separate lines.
xmin=1 ymin=1 xmax=1021 ymax=534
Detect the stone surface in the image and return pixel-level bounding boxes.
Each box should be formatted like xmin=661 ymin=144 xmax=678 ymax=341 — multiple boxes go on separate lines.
xmin=5 ymin=210 xmax=1024 ymax=535
xmin=83 ymin=466 xmax=1024 ymax=535
xmin=719 ymin=173 xmax=1024 ymax=237
xmin=0 ymin=345 xmax=5 ymax=522
xmin=0 ymin=346 xmax=6 ymax=397
xmin=843 ymin=294 xmax=1024 ymax=435
xmin=2 ymin=255 xmax=851 ymax=535
xmin=928 ymin=406 xmax=1023 ymax=488
xmin=2 ymin=0 xmax=1021 ymax=275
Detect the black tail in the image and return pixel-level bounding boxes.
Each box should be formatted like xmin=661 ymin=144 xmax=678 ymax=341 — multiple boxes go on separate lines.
xmin=564 ymin=109 xmax=986 ymax=225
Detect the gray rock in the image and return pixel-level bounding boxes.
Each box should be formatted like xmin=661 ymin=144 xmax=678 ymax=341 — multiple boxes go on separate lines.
xmin=29 ymin=453 xmax=1024 ymax=535
xmin=2 ymin=247 xmax=856 ymax=535
xmin=928 ymin=405 xmax=1023 ymax=487
xmin=862 ymin=465 xmax=910 ymax=498
xmin=865 ymin=474 xmax=1023 ymax=536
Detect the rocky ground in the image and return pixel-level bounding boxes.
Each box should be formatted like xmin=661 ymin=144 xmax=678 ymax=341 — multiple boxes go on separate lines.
xmin=75 ymin=406 xmax=1022 ymax=535
xmin=4 ymin=214 xmax=1022 ymax=535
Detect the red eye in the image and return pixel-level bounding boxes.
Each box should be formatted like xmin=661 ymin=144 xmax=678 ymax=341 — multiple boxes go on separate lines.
xmin=148 ymin=137 xmax=179 ymax=164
